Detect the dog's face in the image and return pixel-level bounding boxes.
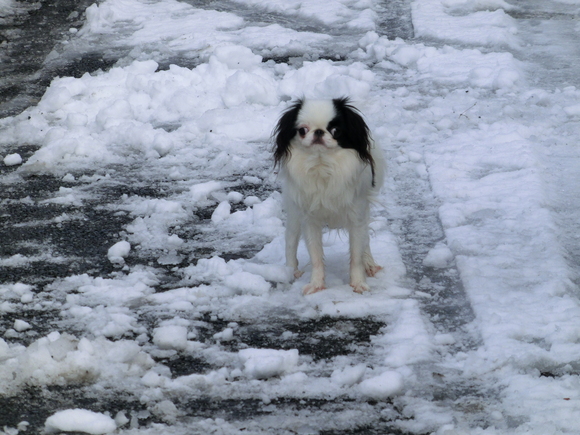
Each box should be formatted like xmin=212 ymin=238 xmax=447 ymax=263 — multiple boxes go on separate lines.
xmin=273 ymin=97 xmax=376 ymax=185
xmin=293 ymin=99 xmax=340 ymax=150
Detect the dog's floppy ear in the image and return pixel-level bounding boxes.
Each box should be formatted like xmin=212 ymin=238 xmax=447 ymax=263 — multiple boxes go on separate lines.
xmin=333 ymin=97 xmax=376 ymax=186
xmin=273 ymin=99 xmax=303 ymax=168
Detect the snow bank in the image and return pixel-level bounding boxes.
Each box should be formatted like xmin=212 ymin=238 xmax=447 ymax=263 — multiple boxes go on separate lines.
xmin=0 ymin=46 xmax=373 ymax=176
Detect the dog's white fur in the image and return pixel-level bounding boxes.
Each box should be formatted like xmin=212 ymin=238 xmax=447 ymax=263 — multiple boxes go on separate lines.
xmin=278 ymin=99 xmax=384 ymax=294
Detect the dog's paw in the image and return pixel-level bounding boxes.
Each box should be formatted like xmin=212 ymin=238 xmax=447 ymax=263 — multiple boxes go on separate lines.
xmin=294 ymin=269 xmax=304 ymax=279
xmin=350 ymin=281 xmax=370 ymax=294
xmin=303 ymin=282 xmax=326 ymax=295
xmin=365 ymin=264 xmax=382 ymax=277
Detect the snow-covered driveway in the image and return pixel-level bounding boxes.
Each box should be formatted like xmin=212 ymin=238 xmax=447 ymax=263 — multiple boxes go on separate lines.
xmin=1 ymin=0 xmax=580 ymax=433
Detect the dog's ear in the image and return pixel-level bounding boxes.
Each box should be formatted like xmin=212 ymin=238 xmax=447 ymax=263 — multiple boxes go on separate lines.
xmin=273 ymin=99 xmax=303 ymax=167
xmin=333 ymin=98 xmax=376 ymax=186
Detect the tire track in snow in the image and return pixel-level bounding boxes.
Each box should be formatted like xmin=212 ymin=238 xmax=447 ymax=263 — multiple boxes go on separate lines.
xmin=390 ymin=155 xmax=477 ymax=339
xmin=383 ymin=0 xmax=580 ymax=431
xmin=385 ymin=130 xmax=495 ymax=428
xmin=509 ymin=0 xmax=580 ymax=288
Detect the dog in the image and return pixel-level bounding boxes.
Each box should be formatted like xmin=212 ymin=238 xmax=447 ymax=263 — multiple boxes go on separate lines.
xmin=273 ymin=97 xmax=384 ymax=294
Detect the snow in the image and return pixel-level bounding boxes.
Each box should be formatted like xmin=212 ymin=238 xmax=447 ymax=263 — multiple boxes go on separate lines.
xmin=153 ymin=325 xmax=189 ymax=351
xmin=1 ymin=0 xmax=580 ymax=433
xmin=229 ymin=0 xmax=378 ymax=29
xmin=73 ymin=0 xmax=333 ymax=65
xmin=423 ymin=243 xmax=454 ymax=268
xmin=411 ymin=0 xmax=518 ymax=47
xmin=107 ymin=241 xmax=131 ymax=265
xmin=45 ymin=409 xmax=117 ymax=434
xmin=358 ymin=370 xmax=405 ymax=399
xmin=3 ymin=153 xmax=22 ymax=166
xmin=330 ymin=363 xmax=367 ymax=387
xmin=238 ymin=348 xmax=299 ymax=379
xmin=12 ymin=320 xmax=31 ymax=332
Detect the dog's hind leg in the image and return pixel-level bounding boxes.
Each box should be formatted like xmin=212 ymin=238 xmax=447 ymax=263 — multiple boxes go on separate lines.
xmin=363 ymin=248 xmax=382 ymax=277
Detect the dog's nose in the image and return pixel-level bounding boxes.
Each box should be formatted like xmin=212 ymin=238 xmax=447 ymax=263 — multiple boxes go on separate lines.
xmin=314 ymin=129 xmax=324 ymax=137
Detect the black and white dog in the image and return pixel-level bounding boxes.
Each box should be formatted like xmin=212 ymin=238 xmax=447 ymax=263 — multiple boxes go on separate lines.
xmin=273 ymin=98 xmax=384 ymax=294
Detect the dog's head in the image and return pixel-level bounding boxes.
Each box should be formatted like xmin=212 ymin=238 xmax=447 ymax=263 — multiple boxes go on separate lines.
xmin=273 ymin=98 xmax=375 ymax=184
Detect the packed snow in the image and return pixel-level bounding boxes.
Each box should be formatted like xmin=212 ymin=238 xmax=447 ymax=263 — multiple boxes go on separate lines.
xmin=1 ymin=0 xmax=580 ymax=433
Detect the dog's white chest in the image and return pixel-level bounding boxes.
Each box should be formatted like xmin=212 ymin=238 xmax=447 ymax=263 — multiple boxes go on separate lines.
xmin=282 ymin=147 xmax=368 ymax=227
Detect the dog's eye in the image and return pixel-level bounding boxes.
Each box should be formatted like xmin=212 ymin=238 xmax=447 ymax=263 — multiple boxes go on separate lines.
xmin=330 ymin=127 xmax=340 ymax=138
xmin=297 ymin=127 xmax=309 ymax=137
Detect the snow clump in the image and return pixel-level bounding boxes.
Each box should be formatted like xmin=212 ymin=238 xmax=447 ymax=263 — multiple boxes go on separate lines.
xmin=45 ymin=409 xmax=117 ymax=434
xmin=107 ymin=241 xmax=131 ymax=265
xmin=239 ymin=348 xmax=299 ymax=379
xmin=3 ymin=153 xmax=22 ymax=166
xmin=358 ymin=371 xmax=405 ymax=399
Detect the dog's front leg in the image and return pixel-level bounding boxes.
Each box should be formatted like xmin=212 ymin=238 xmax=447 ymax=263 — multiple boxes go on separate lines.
xmin=285 ymin=208 xmax=303 ymax=279
xmin=302 ymin=221 xmax=325 ymax=295
xmin=349 ymin=223 xmax=371 ymax=293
